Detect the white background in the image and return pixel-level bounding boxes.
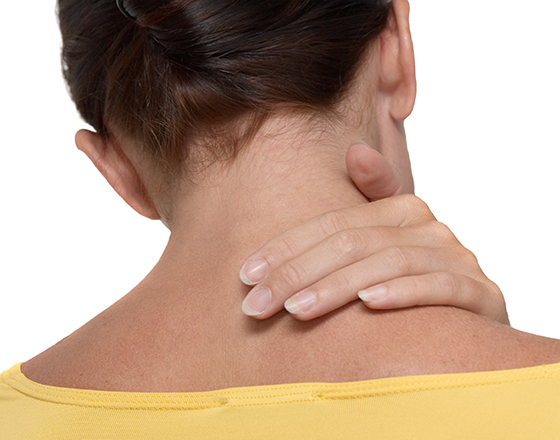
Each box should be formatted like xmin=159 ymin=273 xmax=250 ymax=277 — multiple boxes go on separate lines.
xmin=1 ymin=1 xmax=559 ymax=369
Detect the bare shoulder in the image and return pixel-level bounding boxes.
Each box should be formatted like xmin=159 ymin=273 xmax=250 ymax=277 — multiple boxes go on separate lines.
xmin=19 ymin=303 xmax=560 ymax=392
xmin=346 ymin=305 xmax=560 ymax=378
xmin=466 ymin=313 xmax=560 ymax=367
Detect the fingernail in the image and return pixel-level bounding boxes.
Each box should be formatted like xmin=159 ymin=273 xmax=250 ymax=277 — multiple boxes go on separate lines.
xmin=358 ymin=285 xmax=388 ymax=302
xmin=284 ymin=290 xmax=317 ymax=315
xmin=242 ymin=287 xmax=272 ymax=316
xmin=240 ymin=259 xmax=269 ymax=285
xmin=349 ymin=140 xmax=373 ymax=149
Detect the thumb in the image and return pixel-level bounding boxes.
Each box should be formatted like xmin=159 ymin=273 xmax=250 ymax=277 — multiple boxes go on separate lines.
xmin=346 ymin=143 xmax=404 ymax=201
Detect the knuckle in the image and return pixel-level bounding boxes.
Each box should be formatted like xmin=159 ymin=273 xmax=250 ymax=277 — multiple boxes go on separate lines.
xmin=436 ymin=272 xmax=461 ymax=296
xmin=404 ymin=276 xmax=433 ymax=306
xmin=331 ymin=229 xmax=365 ymax=257
xmin=474 ymin=279 xmax=508 ymax=323
xmin=484 ymin=278 xmax=504 ymax=302
xmin=397 ymin=194 xmax=434 ymax=223
xmin=447 ymin=246 xmax=479 ymax=273
xmin=326 ymin=272 xmax=353 ymax=297
xmin=278 ymin=260 xmax=306 ymax=291
xmin=268 ymin=235 xmax=299 ymax=266
xmin=424 ymin=221 xmax=457 ymax=246
xmin=401 ymin=194 xmax=428 ymax=212
xmin=383 ymin=246 xmax=412 ymax=273
xmin=459 ymin=247 xmax=479 ymax=265
xmin=489 ymin=280 xmax=503 ymax=299
xmin=431 ymin=221 xmax=454 ymax=239
xmin=317 ymin=211 xmax=347 ymax=236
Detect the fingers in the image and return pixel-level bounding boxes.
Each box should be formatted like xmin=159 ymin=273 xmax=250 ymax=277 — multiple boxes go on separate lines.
xmin=359 ymin=272 xmax=510 ymax=325
xmin=241 ymin=226 xmax=420 ymax=317
xmin=346 ymin=143 xmax=404 ymax=200
xmin=240 ymin=195 xmax=436 ymax=285
xmin=243 ymin=244 xmax=461 ymax=320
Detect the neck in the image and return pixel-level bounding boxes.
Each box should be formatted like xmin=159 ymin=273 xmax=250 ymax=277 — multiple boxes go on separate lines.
xmin=138 ymin=125 xmax=369 ymax=310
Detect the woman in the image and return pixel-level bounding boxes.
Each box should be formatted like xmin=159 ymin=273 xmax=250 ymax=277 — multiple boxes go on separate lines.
xmin=2 ymin=0 xmax=560 ymax=438
xmin=2 ymin=1 xmax=559 ymax=366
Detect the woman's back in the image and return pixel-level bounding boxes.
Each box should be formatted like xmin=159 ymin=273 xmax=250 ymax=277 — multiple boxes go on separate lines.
xmin=20 ymin=284 xmax=560 ymax=392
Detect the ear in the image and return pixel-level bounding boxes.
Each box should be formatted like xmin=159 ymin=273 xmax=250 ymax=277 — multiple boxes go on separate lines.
xmin=376 ymin=0 xmax=417 ymax=121
xmin=75 ymin=129 xmax=161 ymax=220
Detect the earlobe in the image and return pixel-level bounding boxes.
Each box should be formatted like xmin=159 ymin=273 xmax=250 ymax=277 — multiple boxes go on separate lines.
xmin=377 ymin=0 xmax=417 ymax=121
xmin=75 ymin=129 xmax=161 ymax=220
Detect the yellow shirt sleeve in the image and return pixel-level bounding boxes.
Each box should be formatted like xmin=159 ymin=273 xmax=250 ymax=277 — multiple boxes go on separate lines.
xmin=2 ymin=362 xmax=560 ymax=439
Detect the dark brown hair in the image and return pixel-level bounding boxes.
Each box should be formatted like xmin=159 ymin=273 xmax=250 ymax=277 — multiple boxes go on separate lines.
xmin=58 ymin=0 xmax=391 ymax=178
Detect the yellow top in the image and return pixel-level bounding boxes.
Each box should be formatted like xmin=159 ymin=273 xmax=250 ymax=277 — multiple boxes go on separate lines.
xmin=2 ymin=362 xmax=560 ymax=439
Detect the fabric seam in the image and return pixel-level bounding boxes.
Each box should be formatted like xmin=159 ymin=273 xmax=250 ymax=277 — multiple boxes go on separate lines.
xmin=3 ymin=364 xmax=559 ymax=411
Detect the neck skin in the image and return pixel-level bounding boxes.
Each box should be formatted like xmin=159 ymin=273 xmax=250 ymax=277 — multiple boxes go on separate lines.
xmin=148 ymin=87 xmax=414 ymax=304
xmin=141 ymin=92 xmax=414 ymax=310
xmin=162 ymin=123 xmax=369 ymax=284
xmin=138 ymin=116 xmax=377 ymax=321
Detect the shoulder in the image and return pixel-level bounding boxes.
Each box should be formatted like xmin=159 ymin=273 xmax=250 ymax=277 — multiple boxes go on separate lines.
xmin=350 ymin=305 xmax=560 ymax=378
xmin=17 ymin=303 xmax=560 ymax=391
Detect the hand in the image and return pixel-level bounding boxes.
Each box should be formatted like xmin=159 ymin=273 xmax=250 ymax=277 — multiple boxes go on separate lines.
xmin=239 ymin=145 xmax=508 ymax=324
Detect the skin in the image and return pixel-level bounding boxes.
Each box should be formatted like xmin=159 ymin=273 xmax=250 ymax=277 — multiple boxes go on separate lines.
xmin=22 ymin=0 xmax=560 ymax=392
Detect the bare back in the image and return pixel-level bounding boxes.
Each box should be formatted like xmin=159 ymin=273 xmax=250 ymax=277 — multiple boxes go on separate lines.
xmin=22 ymin=292 xmax=560 ymax=393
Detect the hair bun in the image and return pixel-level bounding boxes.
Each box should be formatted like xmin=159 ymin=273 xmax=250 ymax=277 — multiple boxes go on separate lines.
xmin=117 ymin=0 xmax=196 ymax=58
xmin=116 ymin=0 xmax=137 ymax=22
xmin=59 ymin=0 xmax=391 ymax=180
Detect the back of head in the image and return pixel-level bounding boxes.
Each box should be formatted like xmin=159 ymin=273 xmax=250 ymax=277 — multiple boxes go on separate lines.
xmin=58 ymin=0 xmax=391 ymax=179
